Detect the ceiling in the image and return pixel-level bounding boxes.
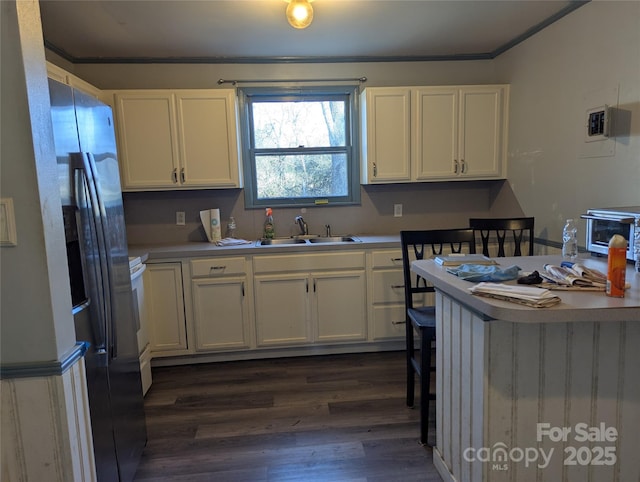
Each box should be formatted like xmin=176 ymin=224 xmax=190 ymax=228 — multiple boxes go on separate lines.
xmin=39 ymin=0 xmax=587 ymax=64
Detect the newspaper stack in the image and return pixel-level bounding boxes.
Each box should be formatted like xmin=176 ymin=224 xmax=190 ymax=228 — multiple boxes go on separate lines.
xmin=539 ymin=263 xmax=606 ymax=291
xmin=469 ymin=282 xmax=561 ymax=308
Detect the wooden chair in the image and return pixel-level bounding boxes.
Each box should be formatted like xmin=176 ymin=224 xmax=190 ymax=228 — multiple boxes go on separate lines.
xmin=469 ymin=217 xmax=535 ymax=257
xmin=400 ymin=229 xmax=476 ymax=445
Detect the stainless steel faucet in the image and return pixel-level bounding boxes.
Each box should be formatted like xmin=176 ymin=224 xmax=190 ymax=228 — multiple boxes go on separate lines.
xmin=295 ymin=216 xmax=308 ymax=235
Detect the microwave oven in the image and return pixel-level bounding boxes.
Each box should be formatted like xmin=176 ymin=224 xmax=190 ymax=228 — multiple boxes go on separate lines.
xmin=581 ymin=207 xmax=640 ymax=261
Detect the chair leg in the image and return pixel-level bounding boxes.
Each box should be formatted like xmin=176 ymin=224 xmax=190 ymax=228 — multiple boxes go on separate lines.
xmin=406 ymin=320 xmax=415 ymax=407
xmin=419 ymin=331 xmax=432 ymax=445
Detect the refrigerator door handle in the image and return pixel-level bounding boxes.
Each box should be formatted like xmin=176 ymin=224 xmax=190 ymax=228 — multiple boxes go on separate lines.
xmin=85 ymin=152 xmax=118 ymax=360
xmin=72 ymin=152 xmax=111 ymax=365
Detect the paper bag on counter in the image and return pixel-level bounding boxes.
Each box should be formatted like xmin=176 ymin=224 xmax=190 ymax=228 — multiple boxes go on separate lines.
xmin=200 ymin=208 xmax=222 ymax=243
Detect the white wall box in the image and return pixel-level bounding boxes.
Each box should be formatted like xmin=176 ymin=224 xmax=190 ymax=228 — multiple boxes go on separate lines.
xmin=190 ymin=257 xmax=254 ymax=352
xmin=361 ymin=85 xmax=509 ymax=183
xmin=113 ymin=89 xmax=241 ymax=191
xmin=144 ymin=262 xmax=188 ymax=356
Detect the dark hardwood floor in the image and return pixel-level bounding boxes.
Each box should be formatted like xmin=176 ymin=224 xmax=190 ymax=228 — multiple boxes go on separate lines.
xmin=134 ymin=351 xmax=440 ymax=482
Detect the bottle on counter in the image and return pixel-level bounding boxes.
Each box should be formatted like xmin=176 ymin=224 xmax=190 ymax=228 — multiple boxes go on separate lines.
xmin=606 ymin=234 xmax=627 ymax=298
xmin=263 ymin=208 xmax=275 ymax=239
xmin=562 ymin=219 xmax=578 ymax=261
xmin=226 ymin=216 xmax=237 ymax=238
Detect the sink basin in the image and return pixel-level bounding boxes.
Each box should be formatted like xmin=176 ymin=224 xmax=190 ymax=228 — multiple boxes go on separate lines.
xmin=256 ymin=236 xmax=361 ymax=246
xmin=257 ymin=238 xmax=307 ymax=246
xmin=308 ymin=236 xmax=359 ymax=243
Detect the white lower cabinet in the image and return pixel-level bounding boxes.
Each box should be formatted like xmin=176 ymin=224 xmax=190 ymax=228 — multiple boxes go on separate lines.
xmin=368 ymin=249 xmax=406 ymax=340
xmin=190 ymin=257 xmax=253 ymax=351
xmin=254 ymin=273 xmax=311 ymax=346
xmin=145 ymin=262 xmax=188 ymax=355
xmin=253 ymin=252 xmax=367 ymax=347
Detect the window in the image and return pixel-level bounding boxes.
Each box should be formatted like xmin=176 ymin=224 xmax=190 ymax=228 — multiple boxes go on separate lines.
xmin=238 ymin=86 xmax=360 ymax=208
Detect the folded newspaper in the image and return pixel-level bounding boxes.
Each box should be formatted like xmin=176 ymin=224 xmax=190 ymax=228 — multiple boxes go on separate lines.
xmin=469 ymin=282 xmax=561 ymax=308
xmin=539 ymin=263 xmax=606 ymax=290
xmin=215 ymin=238 xmax=251 ymax=246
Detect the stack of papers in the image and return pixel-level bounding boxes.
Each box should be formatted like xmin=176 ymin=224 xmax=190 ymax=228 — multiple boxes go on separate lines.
xmin=469 ymin=282 xmax=561 ymax=308
xmin=434 ymin=254 xmax=497 ymax=266
xmin=215 ymin=238 xmax=251 ymax=246
xmin=539 ymin=263 xmax=606 ymax=291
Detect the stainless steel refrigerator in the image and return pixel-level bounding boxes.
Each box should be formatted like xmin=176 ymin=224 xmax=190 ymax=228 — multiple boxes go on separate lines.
xmin=48 ymin=78 xmax=147 ymax=482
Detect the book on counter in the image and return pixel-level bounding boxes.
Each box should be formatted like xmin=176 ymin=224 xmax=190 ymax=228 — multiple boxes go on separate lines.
xmin=434 ymin=254 xmax=498 ymax=266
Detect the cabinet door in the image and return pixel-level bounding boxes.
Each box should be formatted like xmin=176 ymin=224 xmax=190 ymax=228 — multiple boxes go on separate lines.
xmin=313 ymin=270 xmax=367 ymax=342
xmin=362 ymin=88 xmax=412 ymax=183
xmin=192 ymin=277 xmax=250 ymax=351
xmin=458 ymin=86 xmax=505 ymax=178
xmin=254 ymin=274 xmax=311 ymax=346
xmin=145 ymin=263 xmax=187 ymax=354
xmin=413 ymin=87 xmax=458 ymax=180
xmin=175 ymin=90 xmax=240 ymax=188
xmin=114 ymin=91 xmax=179 ymax=190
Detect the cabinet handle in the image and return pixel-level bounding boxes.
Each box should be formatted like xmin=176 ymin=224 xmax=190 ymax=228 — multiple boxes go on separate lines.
xmin=391 ymin=257 xmax=403 ymax=262
xmin=391 ymin=284 xmax=405 ymax=289
xmin=454 ymin=159 xmax=459 ymax=174
xmin=391 ymin=321 xmax=406 ymax=325
xmin=180 ymin=167 xmax=185 ymax=183
xmin=241 ymin=281 xmax=245 ymax=297
xmin=373 ymin=162 xmax=377 ymax=177
xmin=209 ymin=266 xmax=226 ymax=274
xmin=306 ymin=279 xmax=309 ymax=292
xmin=461 ymin=159 xmax=466 ymax=174
xmin=172 ymin=168 xmax=178 ymax=183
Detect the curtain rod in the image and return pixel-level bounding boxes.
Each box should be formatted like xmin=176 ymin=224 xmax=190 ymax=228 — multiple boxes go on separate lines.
xmin=217 ymin=77 xmax=367 ymax=86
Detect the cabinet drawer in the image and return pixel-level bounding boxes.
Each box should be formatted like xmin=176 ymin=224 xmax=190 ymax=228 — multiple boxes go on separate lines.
xmin=372 ymin=270 xmax=405 ymax=303
xmin=254 ymin=251 xmax=366 ymax=273
xmin=191 ymin=257 xmax=246 ymax=277
xmin=371 ymin=305 xmax=406 ymax=340
xmin=371 ymin=250 xmax=403 ymax=268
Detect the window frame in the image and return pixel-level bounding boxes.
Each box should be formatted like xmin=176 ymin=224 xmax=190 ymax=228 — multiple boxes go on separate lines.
xmin=238 ymin=85 xmax=361 ymax=209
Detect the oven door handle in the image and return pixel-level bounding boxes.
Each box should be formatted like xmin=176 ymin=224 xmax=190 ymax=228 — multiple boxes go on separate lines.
xmin=580 ymin=214 xmax=635 ymax=224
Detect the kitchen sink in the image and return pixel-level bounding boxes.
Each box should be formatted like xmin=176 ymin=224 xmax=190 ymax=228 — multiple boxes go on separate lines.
xmin=308 ymin=236 xmax=359 ymax=243
xmin=256 ymin=235 xmax=360 ymax=246
xmin=257 ymin=238 xmax=308 ymax=246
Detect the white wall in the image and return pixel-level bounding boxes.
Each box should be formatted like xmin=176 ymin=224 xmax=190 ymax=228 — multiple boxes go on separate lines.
xmin=494 ymin=1 xmax=640 ymax=243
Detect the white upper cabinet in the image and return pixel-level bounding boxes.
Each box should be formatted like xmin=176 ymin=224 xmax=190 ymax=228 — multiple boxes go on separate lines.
xmin=113 ymin=89 xmax=241 ymax=191
xmin=361 ymin=87 xmax=412 ymax=182
xmin=361 ymin=85 xmax=509 ymax=183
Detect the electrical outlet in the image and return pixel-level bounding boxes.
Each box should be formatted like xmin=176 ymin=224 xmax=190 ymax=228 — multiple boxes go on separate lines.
xmin=394 ymin=204 xmax=403 ymax=217
xmin=176 ymin=211 xmax=186 ymax=226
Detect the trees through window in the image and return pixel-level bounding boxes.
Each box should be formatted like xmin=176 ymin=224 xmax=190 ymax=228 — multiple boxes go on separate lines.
xmin=239 ymin=86 xmax=360 ymax=208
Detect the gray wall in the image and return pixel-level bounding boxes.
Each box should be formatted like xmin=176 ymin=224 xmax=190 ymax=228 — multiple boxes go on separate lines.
xmin=46 ymin=1 xmax=640 ymax=248
xmin=54 ymin=55 xmax=523 ymax=245
xmin=1 ymin=0 xmax=77 ymax=365
xmin=494 ymin=1 xmax=640 ymax=243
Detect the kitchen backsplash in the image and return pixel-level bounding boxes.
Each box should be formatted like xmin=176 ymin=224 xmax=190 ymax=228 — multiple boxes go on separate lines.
xmin=123 ymin=180 xmax=525 ymax=245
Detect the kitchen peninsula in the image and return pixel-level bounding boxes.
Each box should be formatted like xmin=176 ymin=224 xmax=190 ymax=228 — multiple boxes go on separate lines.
xmin=411 ymin=256 xmax=639 ymax=482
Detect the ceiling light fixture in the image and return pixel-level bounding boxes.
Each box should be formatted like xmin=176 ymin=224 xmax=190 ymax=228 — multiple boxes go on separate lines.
xmin=285 ymin=0 xmax=314 ymax=30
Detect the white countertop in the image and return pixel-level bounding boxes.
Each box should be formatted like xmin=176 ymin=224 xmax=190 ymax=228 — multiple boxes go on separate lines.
xmin=128 ymin=234 xmax=401 ymax=261
xmin=411 ymin=255 xmax=640 ymax=323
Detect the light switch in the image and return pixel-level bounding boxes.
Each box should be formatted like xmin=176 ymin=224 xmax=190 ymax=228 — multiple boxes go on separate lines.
xmin=394 ymin=204 xmax=403 ymax=217
xmin=176 ymin=211 xmax=186 ymax=226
